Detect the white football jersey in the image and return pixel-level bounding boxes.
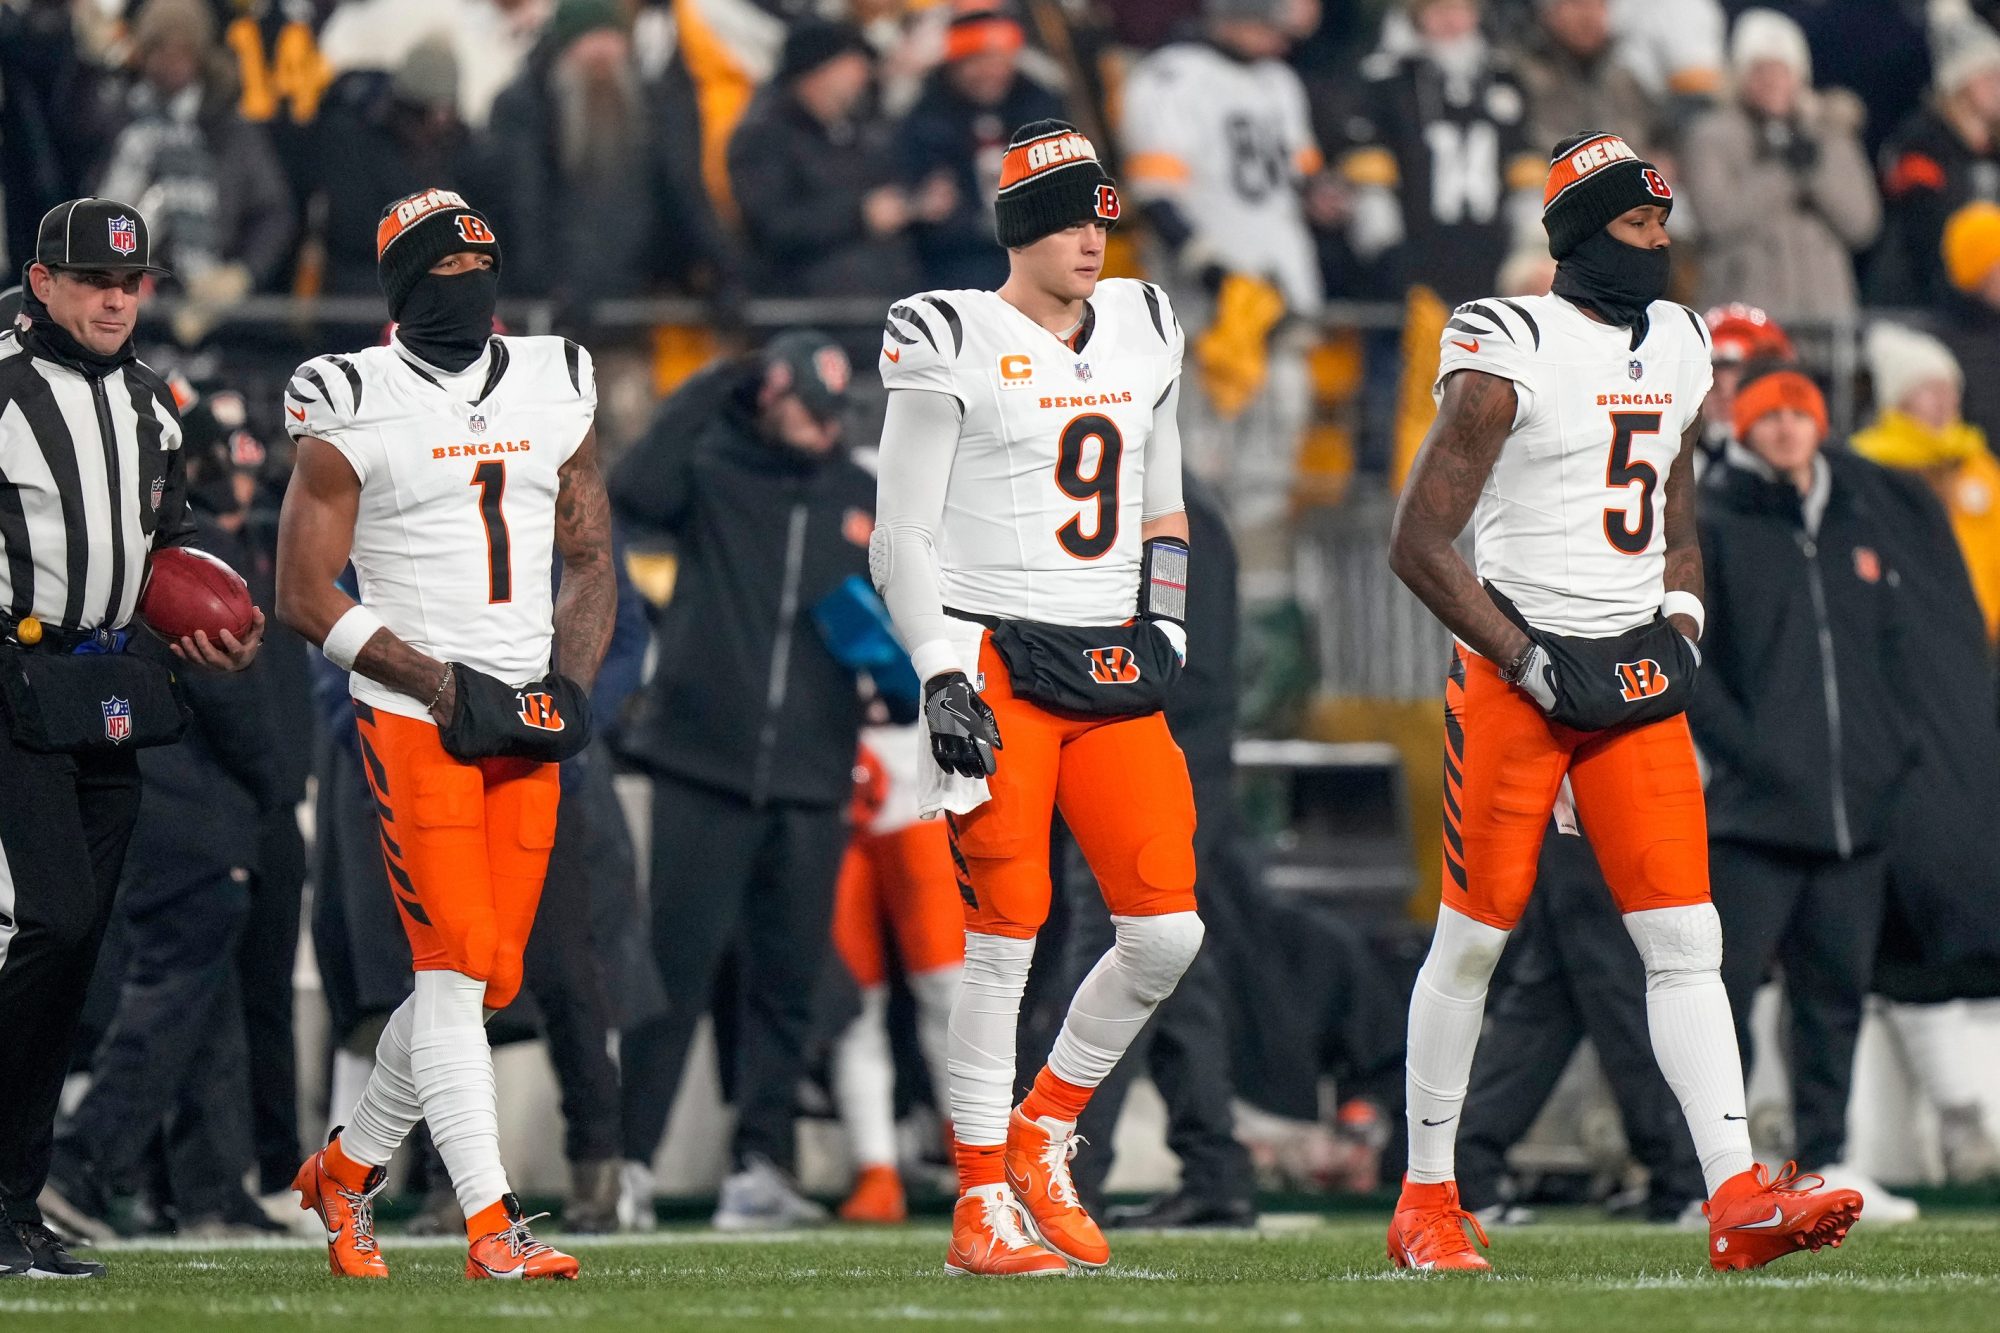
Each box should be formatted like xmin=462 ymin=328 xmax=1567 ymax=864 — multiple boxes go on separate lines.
xmin=285 ymin=335 xmax=596 ymax=720
xmin=878 ymin=279 xmax=1184 ymax=626
xmin=1434 ymin=294 xmax=1713 ymax=637
xmin=1121 ymin=41 xmax=1325 ymax=315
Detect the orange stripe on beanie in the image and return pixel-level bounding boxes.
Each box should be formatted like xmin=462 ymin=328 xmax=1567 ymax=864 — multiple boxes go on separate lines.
xmin=1733 ymin=368 xmax=1827 ymax=443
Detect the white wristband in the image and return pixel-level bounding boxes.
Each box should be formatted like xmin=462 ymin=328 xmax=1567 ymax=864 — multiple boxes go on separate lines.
xmin=1661 ymin=591 xmax=1705 ymax=640
xmin=322 ymin=604 xmax=385 ymax=672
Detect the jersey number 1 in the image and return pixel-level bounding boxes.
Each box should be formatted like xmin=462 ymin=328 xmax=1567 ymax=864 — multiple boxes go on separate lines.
xmin=471 ymin=461 xmax=512 ymax=602
xmin=1603 ymin=412 xmax=1662 ymax=555
xmin=1055 ymin=414 xmax=1124 ymax=560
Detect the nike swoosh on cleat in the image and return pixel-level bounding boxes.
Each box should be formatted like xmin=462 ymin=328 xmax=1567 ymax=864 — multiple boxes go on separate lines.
xmin=1737 ymin=1207 xmax=1788 ymax=1230
xmin=1420 ymin=1116 xmax=1456 ymax=1127
xmin=1451 ymin=339 xmax=1479 ymax=354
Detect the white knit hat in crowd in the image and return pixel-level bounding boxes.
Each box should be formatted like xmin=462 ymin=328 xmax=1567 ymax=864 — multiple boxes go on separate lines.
xmin=1934 ymin=13 xmax=2000 ymax=97
xmin=1866 ymin=322 xmax=1963 ymax=412
xmin=1730 ymin=8 xmax=1812 ymax=85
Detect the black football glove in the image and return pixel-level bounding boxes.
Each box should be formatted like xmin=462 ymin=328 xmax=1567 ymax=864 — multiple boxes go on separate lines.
xmin=924 ymin=670 xmax=1002 ymax=778
xmin=439 ymin=663 xmax=593 ymax=763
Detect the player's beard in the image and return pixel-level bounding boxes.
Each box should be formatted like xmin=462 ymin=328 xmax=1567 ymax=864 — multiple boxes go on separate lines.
xmin=395 ymin=269 xmax=499 ymax=372
xmin=1552 ymin=229 xmax=1671 ymax=340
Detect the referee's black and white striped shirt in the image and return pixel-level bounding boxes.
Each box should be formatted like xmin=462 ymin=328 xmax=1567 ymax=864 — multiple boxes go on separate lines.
xmin=0 ymin=326 xmax=191 ymax=634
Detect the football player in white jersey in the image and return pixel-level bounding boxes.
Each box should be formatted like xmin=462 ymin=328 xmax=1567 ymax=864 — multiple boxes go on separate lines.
xmin=872 ymin=120 xmax=1204 ymax=1276
xmin=274 ymin=188 xmax=615 ymax=1280
xmin=1386 ymin=132 xmax=1862 ymax=1272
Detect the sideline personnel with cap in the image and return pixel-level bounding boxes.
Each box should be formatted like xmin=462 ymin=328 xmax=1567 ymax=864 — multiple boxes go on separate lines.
xmin=0 ymin=199 xmax=262 ymax=1279
xmin=609 ymin=330 xmax=889 ymax=1230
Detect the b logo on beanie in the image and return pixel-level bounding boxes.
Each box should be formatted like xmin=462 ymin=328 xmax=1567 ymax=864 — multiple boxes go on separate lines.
xmin=1541 ymin=132 xmax=1673 ymax=260
xmin=994 ymin=120 xmax=1120 ymax=249
xmin=375 ymin=187 xmax=502 ymax=319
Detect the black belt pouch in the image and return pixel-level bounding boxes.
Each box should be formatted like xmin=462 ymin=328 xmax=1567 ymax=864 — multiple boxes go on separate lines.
xmin=986 ymin=617 xmax=1182 ymax=719
xmin=0 ymin=646 xmax=189 ymax=754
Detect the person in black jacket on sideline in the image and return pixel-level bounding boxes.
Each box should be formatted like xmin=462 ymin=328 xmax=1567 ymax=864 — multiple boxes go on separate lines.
xmin=1691 ymin=362 xmax=1915 ymax=1211
xmin=609 ymin=331 xmax=888 ymax=1229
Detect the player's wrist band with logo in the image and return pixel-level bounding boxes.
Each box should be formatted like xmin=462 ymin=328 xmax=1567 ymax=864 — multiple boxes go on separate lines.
xmin=323 ymin=604 xmax=386 ymax=672
xmin=1661 ymin=592 xmax=1705 ymax=641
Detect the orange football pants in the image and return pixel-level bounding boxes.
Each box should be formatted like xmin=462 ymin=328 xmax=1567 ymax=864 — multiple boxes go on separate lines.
xmin=832 ymin=821 xmax=966 ymax=986
xmin=947 ymin=636 xmax=1198 ymax=939
xmin=352 ymin=702 xmax=561 ymax=1010
xmin=1443 ymin=645 xmax=1709 ymax=930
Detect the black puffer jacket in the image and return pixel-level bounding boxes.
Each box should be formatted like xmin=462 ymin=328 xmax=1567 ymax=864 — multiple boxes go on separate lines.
xmin=609 ymin=360 xmax=877 ymax=807
xmin=1690 ymin=447 xmax=1916 ymax=858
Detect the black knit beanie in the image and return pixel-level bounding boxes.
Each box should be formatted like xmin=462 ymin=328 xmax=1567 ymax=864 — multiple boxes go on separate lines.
xmin=376 ymin=188 xmax=502 ymax=319
xmin=1541 ymin=131 xmax=1674 ymax=260
xmin=776 ymin=18 xmax=874 ymax=86
xmin=994 ymin=120 xmax=1121 ymax=248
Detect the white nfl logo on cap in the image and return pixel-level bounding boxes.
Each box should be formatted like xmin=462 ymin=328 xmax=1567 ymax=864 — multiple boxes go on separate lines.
xmin=107 ymin=216 xmax=138 ymax=256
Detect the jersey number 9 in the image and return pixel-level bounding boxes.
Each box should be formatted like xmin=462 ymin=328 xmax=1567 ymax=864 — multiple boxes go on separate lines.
xmin=1054 ymin=414 xmax=1124 ymax=561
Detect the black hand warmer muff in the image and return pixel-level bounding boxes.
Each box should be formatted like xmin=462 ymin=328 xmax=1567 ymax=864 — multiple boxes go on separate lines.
xmin=1487 ymin=585 xmax=1698 ymax=732
xmin=439 ymin=663 xmax=593 ymax=763
xmin=987 ymin=618 xmax=1182 ymax=719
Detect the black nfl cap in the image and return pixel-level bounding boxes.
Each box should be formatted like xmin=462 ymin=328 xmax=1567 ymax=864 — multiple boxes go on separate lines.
xmin=764 ymin=329 xmax=852 ymax=420
xmin=35 ymin=198 xmax=171 ymax=276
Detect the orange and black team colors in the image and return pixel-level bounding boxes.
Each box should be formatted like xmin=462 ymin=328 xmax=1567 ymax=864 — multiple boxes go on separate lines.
xmin=276 ymin=187 xmax=613 ymax=1282
xmin=1386 ymin=131 xmax=1863 ymax=1275
xmin=872 ymin=121 xmax=1207 ymax=1276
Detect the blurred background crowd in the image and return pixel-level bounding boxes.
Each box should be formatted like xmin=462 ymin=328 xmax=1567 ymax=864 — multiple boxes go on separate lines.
xmin=8 ymin=0 xmax=2000 ymax=1243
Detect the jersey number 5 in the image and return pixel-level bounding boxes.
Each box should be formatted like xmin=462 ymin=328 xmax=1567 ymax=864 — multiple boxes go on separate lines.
xmin=1603 ymin=412 xmax=1662 ymax=555
xmin=1055 ymin=414 xmax=1123 ymax=560
xmin=471 ymin=461 xmax=512 ymax=602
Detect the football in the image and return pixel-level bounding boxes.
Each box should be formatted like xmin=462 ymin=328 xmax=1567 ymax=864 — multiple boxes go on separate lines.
xmin=137 ymin=546 xmax=256 ymax=643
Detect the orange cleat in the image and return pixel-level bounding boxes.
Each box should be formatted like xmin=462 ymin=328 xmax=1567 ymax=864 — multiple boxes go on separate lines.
xmin=292 ymin=1142 xmax=389 ymax=1279
xmin=839 ymin=1165 xmax=908 ymax=1224
xmin=944 ymin=1186 xmax=1070 ymax=1277
xmin=466 ymin=1194 xmax=581 ymax=1280
xmin=1705 ymin=1162 xmax=1863 ymax=1271
xmin=1386 ymin=1177 xmax=1492 ymax=1273
xmin=1005 ymin=1109 xmax=1109 ymax=1268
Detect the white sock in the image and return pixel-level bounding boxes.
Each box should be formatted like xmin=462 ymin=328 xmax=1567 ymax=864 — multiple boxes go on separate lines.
xmin=834 ymin=985 xmax=897 ymax=1170
xmin=1885 ymin=1001 xmax=1984 ymax=1111
xmin=1624 ymin=904 xmax=1755 ymax=1194
xmin=1405 ymin=907 xmax=1510 ymax=1184
xmin=340 ymin=1000 xmax=420 ymax=1167
xmin=1046 ymin=912 xmax=1205 ymax=1098
xmin=408 ymin=970 xmax=511 ymax=1217
xmin=949 ymin=933 xmax=1035 ymax=1148
xmin=327 ymin=1048 xmax=379 ymax=1144
xmin=909 ymin=963 xmax=962 ymax=1119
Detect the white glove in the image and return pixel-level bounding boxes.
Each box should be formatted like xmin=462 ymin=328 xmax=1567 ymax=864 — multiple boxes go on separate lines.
xmin=1153 ymin=619 xmax=1187 ymax=666
xmin=1509 ymin=643 xmax=1559 ymax=713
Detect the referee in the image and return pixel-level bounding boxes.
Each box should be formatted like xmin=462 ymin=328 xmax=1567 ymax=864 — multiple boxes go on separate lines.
xmin=0 ymin=199 xmax=262 ymax=1278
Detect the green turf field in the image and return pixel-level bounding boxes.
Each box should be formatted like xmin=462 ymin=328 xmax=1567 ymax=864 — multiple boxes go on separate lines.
xmin=5 ymin=1218 xmax=1997 ymax=1331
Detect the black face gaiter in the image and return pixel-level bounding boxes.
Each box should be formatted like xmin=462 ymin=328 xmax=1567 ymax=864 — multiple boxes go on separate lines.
xmin=1552 ymin=228 xmax=1672 ymax=348
xmin=394 ymin=269 xmax=498 ymax=372
xmin=18 ymin=270 xmax=135 ymax=377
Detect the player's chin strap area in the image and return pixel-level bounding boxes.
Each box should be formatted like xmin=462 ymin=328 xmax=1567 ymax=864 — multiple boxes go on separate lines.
xmin=1141 ymin=536 xmax=1188 ymax=665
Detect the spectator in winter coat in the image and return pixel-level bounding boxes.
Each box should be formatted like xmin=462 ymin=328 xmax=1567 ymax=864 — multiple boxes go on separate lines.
xmin=728 ymin=19 xmax=928 ymax=299
xmin=1682 ymin=8 xmax=1878 ymax=321
xmin=1511 ymin=0 xmax=1667 ymax=164
xmin=895 ymin=5 xmax=1065 ymax=291
xmin=0 ymin=0 xmax=118 ymax=274
xmin=475 ymin=0 xmax=732 ymax=303
xmin=96 ymin=0 xmax=296 ymax=301
xmin=1853 ymin=322 xmax=2000 ymax=644
xmin=1692 ymin=363 xmax=1916 ymax=1218
xmin=1935 ymin=200 xmax=2000 ymax=450
xmin=1870 ymin=14 xmax=2000 ymax=306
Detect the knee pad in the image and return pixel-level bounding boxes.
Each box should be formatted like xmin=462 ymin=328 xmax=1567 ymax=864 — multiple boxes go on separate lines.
xmin=1110 ymin=911 xmax=1205 ymax=1004
xmin=1421 ymin=906 xmax=1511 ymax=1001
xmin=1623 ymin=903 xmax=1723 ymax=986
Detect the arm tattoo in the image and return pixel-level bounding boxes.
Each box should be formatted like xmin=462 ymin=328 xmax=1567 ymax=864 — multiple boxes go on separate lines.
xmin=552 ymin=428 xmax=617 ymax=689
xmin=1662 ymin=415 xmax=1705 ymax=633
xmin=1388 ymin=370 xmax=1531 ymax=664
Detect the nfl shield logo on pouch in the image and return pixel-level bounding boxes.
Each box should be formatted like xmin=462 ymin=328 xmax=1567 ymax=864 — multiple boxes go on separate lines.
xmin=107 ymin=216 xmax=138 ymax=256
xmin=102 ymin=697 xmax=131 ymax=743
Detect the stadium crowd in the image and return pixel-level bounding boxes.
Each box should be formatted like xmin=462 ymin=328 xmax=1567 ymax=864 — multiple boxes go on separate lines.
xmin=3 ymin=0 xmax=2000 ymax=1257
